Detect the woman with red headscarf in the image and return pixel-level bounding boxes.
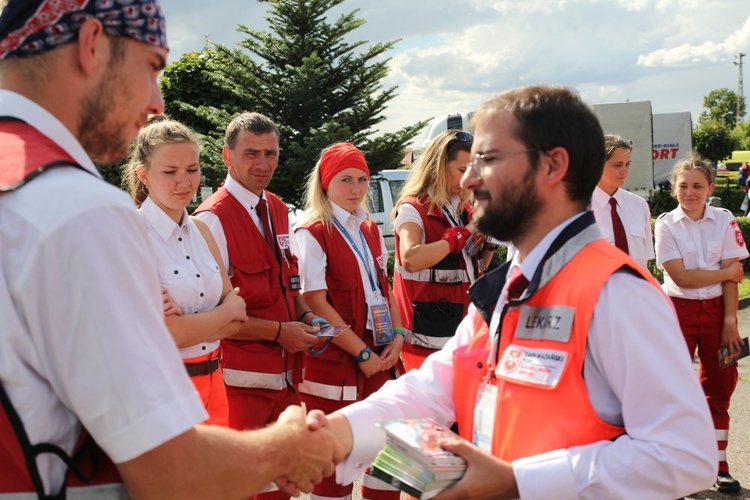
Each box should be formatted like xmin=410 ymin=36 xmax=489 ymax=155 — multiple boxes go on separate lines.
xmin=294 ymin=143 xmax=404 ymax=500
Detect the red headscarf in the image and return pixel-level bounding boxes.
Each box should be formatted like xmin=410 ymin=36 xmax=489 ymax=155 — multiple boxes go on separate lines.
xmin=319 ymin=142 xmax=369 ymax=190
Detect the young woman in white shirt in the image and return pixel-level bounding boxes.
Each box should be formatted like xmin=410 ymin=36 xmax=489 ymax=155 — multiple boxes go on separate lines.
xmin=294 ymin=142 xmax=403 ymax=500
xmin=654 ymin=152 xmax=748 ymax=493
xmin=123 ymin=117 xmax=247 ymax=425
xmin=591 ymin=134 xmax=655 ymax=269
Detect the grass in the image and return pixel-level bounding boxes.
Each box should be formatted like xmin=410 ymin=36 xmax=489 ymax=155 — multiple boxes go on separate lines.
xmin=740 ymin=275 xmax=750 ymax=298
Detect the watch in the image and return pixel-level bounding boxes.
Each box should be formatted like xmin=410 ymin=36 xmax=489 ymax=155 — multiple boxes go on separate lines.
xmin=354 ymin=346 xmax=372 ymax=363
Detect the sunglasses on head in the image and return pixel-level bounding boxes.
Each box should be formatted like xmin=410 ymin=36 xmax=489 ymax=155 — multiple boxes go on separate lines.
xmin=454 ymin=131 xmax=473 ymax=143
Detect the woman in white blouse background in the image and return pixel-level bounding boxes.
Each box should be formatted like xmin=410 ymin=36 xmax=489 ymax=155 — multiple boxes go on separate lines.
xmin=123 ymin=116 xmax=247 ymax=426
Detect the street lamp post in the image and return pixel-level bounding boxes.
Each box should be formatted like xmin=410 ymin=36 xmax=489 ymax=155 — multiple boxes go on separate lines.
xmin=721 ymin=111 xmax=734 ymax=127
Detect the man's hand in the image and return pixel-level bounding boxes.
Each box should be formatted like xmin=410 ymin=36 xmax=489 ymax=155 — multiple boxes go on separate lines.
xmin=161 ymin=288 xmax=182 ymax=316
xmin=220 ymin=287 xmax=248 ymax=322
xmin=277 ymin=322 xmax=320 ymax=352
xmin=358 ymin=352 xmax=385 ymax=378
xmin=432 ymin=439 xmax=518 ymax=500
xmin=273 ymin=406 xmax=344 ymax=493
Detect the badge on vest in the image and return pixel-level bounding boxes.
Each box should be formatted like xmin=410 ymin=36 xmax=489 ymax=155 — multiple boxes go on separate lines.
xmin=495 ymin=344 xmax=568 ymax=388
xmin=289 ymin=275 xmax=301 ymax=291
xmin=277 ymin=234 xmax=290 ymax=250
xmin=514 ymin=305 xmax=574 ymax=342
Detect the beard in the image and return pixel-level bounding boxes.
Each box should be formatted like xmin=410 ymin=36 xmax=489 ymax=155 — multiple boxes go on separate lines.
xmin=78 ymin=51 xmax=134 ymax=165
xmin=474 ymin=170 xmax=542 ymax=243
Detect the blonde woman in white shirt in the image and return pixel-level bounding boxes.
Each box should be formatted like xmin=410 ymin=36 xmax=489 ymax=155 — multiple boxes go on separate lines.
xmin=591 ymin=134 xmax=654 ymax=269
xmin=123 ymin=117 xmax=247 ymax=425
xmin=655 ymin=152 xmax=748 ymax=493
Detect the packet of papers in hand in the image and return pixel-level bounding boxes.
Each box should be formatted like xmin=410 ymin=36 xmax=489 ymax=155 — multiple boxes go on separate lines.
xmin=371 ymin=419 xmax=467 ymax=499
xmin=316 ymin=325 xmax=348 ymax=338
xmin=462 ymin=231 xmax=486 ymax=258
xmin=718 ymin=337 xmax=750 ymax=368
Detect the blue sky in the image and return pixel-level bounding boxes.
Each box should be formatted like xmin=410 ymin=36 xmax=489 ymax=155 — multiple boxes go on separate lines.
xmin=158 ymin=0 xmax=750 ymax=140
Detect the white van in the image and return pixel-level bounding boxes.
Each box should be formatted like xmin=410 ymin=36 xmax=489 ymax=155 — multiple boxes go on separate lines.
xmin=368 ymin=168 xmax=411 ymax=253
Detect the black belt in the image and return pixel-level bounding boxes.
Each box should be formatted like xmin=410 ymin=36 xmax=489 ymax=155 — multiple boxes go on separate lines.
xmin=184 ymin=356 xmax=220 ymax=377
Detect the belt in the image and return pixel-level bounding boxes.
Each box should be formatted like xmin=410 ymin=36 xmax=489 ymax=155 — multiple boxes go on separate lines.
xmin=185 ymin=356 xmax=220 ymax=377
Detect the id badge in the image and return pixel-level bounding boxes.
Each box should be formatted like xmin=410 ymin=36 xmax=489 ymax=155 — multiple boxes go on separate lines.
xmin=368 ymin=293 xmax=394 ymax=345
xmin=473 ymin=381 xmax=497 ymax=453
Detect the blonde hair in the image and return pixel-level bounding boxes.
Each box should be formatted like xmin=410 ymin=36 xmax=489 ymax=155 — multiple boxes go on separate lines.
xmin=301 ymin=144 xmax=370 ymax=227
xmin=392 ymin=129 xmax=472 ymax=220
xmin=670 ymin=151 xmax=715 ymax=186
xmin=122 ymin=115 xmax=200 ymax=206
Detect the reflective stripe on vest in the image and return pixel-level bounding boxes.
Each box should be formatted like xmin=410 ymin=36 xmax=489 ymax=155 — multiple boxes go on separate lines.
xmin=222 ymin=369 xmax=293 ymax=391
xmin=297 ymin=380 xmax=358 ymax=402
xmin=394 ymin=263 xmax=470 ymax=284
xmin=0 ymin=484 xmax=127 ymax=499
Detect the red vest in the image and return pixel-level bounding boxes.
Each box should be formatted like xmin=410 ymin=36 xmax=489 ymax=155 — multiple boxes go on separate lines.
xmin=0 ymin=119 xmax=120 ymax=494
xmin=454 ymin=240 xmax=657 ymax=461
xmin=196 ymin=188 xmax=303 ymax=391
xmin=295 ymin=219 xmax=396 ymax=401
xmin=393 ymin=195 xmax=479 ymax=350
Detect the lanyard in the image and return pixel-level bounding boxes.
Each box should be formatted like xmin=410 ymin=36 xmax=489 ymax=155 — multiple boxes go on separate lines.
xmin=332 ymin=218 xmax=379 ymax=294
xmin=441 ymin=205 xmax=461 ymax=227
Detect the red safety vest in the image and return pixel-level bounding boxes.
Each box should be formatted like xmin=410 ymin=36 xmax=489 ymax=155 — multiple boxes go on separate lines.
xmin=453 ymin=239 xmax=657 ymax=461
xmin=295 ymin=219 xmax=399 ymax=401
xmin=393 ymin=195 xmax=479 ymax=351
xmin=196 ymin=188 xmax=303 ymax=391
xmin=0 ymin=119 xmax=120 ymax=494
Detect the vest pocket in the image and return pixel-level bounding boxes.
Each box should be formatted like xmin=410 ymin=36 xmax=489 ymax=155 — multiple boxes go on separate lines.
xmin=412 ymin=299 xmax=464 ymax=344
xmin=233 ymin=259 xmax=273 ymax=308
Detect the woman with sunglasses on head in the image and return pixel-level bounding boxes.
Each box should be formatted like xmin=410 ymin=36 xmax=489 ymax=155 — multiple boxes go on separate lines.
xmin=655 ymin=152 xmax=747 ymax=494
xmin=392 ymin=129 xmax=493 ymax=371
xmin=591 ymin=134 xmax=654 ymax=270
xmin=294 ymin=143 xmax=404 ymax=500
xmin=123 ymin=116 xmax=247 ymax=426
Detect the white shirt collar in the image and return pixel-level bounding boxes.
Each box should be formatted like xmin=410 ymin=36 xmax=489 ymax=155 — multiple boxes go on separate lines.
xmin=224 ymin=174 xmax=262 ymax=209
xmin=140 ymin=196 xmax=192 ymax=242
xmin=332 ymin=202 xmax=368 ymax=228
xmin=592 ymin=185 xmax=624 ymax=208
xmin=511 ymin=212 xmax=588 ymax=280
xmin=673 ymin=203 xmax=715 ymax=223
xmin=0 ymin=90 xmax=100 ymax=179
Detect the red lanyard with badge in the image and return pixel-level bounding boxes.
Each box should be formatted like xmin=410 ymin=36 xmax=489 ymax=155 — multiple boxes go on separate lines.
xmin=333 ymin=218 xmax=394 ymax=345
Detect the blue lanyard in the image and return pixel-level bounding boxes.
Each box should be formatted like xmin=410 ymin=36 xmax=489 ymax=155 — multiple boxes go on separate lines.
xmin=332 ymin=218 xmax=379 ymax=293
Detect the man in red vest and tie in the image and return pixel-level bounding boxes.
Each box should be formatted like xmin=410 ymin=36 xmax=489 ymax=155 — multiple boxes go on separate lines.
xmin=196 ymin=112 xmax=328 ymax=499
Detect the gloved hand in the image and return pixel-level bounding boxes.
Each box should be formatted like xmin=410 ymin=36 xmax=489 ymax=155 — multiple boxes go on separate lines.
xmin=441 ymin=226 xmax=472 ymax=254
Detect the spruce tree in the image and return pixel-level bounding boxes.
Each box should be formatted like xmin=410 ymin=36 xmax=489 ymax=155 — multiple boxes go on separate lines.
xmin=161 ymin=0 xmax=425 ymax=207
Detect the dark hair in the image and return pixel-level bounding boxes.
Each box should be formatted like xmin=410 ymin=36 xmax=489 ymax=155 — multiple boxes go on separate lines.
xmin=472 ymin=85 xmax=605 ymax=205
xmin=604 ymin=134 xmax=633 ymax=159
xmin=224 ymin=112 xmax=279 ymax=149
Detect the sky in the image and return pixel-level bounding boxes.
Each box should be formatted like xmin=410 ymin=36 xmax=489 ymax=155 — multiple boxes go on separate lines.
xmin=158 ymin=0 xmax=750 ymax=144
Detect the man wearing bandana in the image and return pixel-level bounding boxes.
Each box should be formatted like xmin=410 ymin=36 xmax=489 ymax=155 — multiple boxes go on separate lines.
xmin=0 ymin=1 xmax=342 ymax=498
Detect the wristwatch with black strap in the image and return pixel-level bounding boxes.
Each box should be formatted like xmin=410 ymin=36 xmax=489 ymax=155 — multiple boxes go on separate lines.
xmin=353 ymin=346 xmax=372 ymax=363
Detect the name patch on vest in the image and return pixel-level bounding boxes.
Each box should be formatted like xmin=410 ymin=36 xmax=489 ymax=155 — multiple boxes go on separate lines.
xmin=495 ymin=344 xmax=568 ymax=388
xmin=514 ymin=305 xmax=574 ymax=342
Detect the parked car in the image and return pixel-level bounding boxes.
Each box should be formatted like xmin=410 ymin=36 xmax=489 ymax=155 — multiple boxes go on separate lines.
xmin=368 ymin=168 xmax=411 ymax=253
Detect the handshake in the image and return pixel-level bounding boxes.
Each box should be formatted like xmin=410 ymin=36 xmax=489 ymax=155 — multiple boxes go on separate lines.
xmin=267 ymin=406 xmax=350 ymax=496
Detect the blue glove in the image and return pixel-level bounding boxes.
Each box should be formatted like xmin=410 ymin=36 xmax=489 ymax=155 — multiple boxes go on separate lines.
xmin=310 ymin=316 xmax=331 ymax=331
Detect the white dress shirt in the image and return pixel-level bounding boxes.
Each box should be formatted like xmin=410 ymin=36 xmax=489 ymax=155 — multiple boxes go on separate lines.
xmin=655 ymin=204 xmax=749 ymax=299
xmin=195 ymin=175 xmax=278 ymax=272
xmin=0 ymin=90 xmax=206 ymax=493
xmin=591 ymin=186 xmax=655 ymax=269
xmin=138 ymin=196 xmax=224 ymax=358
xmin=295 ymin=203 xmax=389 ymax=330
xmin=335 ymin=212 xmax=715 ymax=499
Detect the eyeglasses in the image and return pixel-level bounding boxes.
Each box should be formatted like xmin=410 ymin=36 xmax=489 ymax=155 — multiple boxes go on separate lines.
xmin=466 ymin=149 xmax=540 ymax=178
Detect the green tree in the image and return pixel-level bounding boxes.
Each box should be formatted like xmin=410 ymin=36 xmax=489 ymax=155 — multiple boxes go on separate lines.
xmin=693 ymin=120 xmax=735 ymax=162
xmin=699 ymin=88 xmax=745 ymax=128
xmin=730 ymin=120 xmax=750 ymax=150
xmin=160 ymin=0 xmax=425 ymax=208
